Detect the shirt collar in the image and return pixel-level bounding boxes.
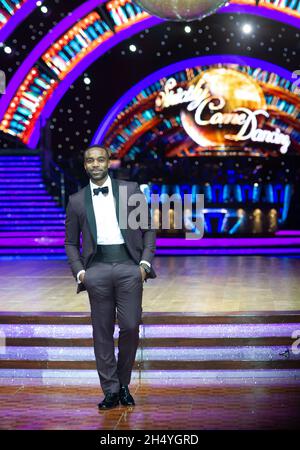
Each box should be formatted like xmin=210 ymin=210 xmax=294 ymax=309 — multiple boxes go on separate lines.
xmin=90 ymin=175 xmax=111 ymax=193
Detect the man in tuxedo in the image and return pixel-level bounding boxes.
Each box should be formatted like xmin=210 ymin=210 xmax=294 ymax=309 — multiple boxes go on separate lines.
xmin=65 ymin=145 xmax=156 ymax=409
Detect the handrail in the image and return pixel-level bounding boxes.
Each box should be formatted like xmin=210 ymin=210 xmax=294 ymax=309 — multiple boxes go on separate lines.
xmin=39 ymin=150 xmax=80 ymax=209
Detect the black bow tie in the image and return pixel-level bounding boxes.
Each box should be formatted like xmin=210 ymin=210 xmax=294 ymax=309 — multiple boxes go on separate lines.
xmin=93 ymin=186 xmax=109 ymax=196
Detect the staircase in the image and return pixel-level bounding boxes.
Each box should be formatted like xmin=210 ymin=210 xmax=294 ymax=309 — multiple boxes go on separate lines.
xmin=1 ymin=154 xmax=300 ymax=258
xmin=0 ymin=154 xmax=66 ymax=258
xmin=0 ymin=312 xmax=299 ymax=381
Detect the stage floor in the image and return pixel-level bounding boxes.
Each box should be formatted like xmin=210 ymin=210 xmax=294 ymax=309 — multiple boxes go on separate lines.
xmin=0 ymin=255 xmax=300 ymax=313
xmin=0 ymin=377 xmax=299 ymax=430
xmin=1 ymin=255 xmax=300 ymax=430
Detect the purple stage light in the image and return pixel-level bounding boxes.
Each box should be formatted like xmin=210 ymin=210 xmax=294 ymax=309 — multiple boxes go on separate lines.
xmin=276 ymin=231 xmax=300 ymax=236
xmin=156 ymin=237 xmax=300 ymax=247
xmin=1 ymin=236 xmax=300 ymax=248
xmin=156 ymin=248 xmax=300 ymax=255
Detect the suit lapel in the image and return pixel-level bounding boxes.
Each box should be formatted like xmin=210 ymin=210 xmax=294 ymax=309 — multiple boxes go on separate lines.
xmin=111 ymin=177 xmax=120 ymax=224
xmin=84 ymin=185 xmax=97 ymax=246
xmin=111 ymin=177 xmax=128 ymax=240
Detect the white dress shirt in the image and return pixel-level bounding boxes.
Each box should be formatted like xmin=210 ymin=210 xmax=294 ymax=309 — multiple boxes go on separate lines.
xmin=90 ymin=176 xmax=124 ymax=245
xmin=77 ymin=176 xmax=150 ymax=283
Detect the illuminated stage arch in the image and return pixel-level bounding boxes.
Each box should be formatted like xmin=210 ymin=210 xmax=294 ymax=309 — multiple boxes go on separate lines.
xmin=1 ymin=0 xmax=300 ymax=43
xmin=0 ymin=0 xmax=299 ymax=148
xmin=90 ymin=55 xmax=299 ymax=158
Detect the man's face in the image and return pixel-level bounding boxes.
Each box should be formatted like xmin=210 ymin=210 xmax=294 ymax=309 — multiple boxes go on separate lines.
xmin=84 ymin=147 xmax=110 ymax=183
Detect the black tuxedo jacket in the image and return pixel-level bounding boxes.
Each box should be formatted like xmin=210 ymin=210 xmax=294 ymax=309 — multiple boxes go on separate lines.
xmin=65 ymin=177 xmax=157 ymax=293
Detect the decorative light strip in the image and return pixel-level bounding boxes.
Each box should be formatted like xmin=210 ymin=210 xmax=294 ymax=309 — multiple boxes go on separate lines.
xmin=0 ymin=0 xmax=38 ymax=42
xmin=106 ymin=0 xmax=149 ymax=30
xmin=0 ymin=67 xmax=58 ymax=141
xmin=42 ymin=12 xmax=112 ymax=81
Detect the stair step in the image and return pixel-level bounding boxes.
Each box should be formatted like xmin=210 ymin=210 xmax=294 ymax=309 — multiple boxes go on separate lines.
xmin=0 ymin=179 xmax=44 ymax=184
xmin=0 ymin=168 xmax=41 ymax=172
xmin=0 ymin=231 xmax=65 ymax=236
xmin=0 ymin=214 xmax=65 ymax=219
xmin=0 ymin=196 xmax=55 ymax=201
xmin=0 ymin=247 xmax=66 ymax=253
xmin=0 ymin=202 xmax=61 ymax=207
xmin=0 ymin=185 xmax=46 ymax=189
xmin=0 ymin=175 xmax=43 ymax=179
xmin=3 ymin=337 xmax=294 ymax=347
xmin=0 ymin=218 xmax=65 ymax=222
xmin=0 ymin=191 xmax=51 ymax=195
xmin=0 ymin=312 xmax=299 ymax=325
xmin=1 ymin=360 xmax=299 ymax=370
xmin=0 ymin=228 xmax=65 ymax=233
xmin=0 ymin=223 xmax=64 ymax=228
xmin=0 ymin=163 xmax=41 ymax=167
xmin=0 ymin=237 xmax=64 ymax=247
xmin=0 ymin=157 xmax=40 ymax=161
xmin=0 ymin=208 xmax=65 ymax=212
xmin=0 ymin=155 xmax=65 ymax=245
xmin=1 ymin=322 xmax=297 ymax=338
xmin=1 ymin=368 xmax=299 ymax=381
xmin=1 ymin=345 xmax=298 ymax=361
xmin=0 ymin=311 xmax=298 ymax=372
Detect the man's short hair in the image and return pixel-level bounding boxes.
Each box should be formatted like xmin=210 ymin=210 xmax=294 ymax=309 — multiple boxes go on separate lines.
xmin=84 ymin=145 xmax=111 ymax=160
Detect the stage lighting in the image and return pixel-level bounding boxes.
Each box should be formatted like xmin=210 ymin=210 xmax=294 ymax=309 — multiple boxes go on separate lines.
xmin=253 ymin=208 xmax=263 ymax=234
xmin=268 ymin=209 xmax=278 ymax=233
xmin=129 ymin=44 xmax=137 ymax=52
xmin=184 ymin=26 xmax=192 ymax=33
xmin=4 ymin=46 xmax=12 ymax=54
xmin=242 ymin=24 xmax=252 ymax=34
xmin=41 ymin=6 xmax=48 ymax=14
xmin=83 ymin=77 xmax=91 ymax=85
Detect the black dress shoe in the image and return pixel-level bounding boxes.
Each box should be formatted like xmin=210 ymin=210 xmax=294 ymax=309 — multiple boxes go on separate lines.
xmin=98 ymin=392 xmax=119 ymax=410
xmin=119 ymin=385 xmax=135 ymax=406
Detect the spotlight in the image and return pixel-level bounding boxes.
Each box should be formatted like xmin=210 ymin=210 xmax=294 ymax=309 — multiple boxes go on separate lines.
xmin=242 ymin=24 xmax=252 ymax=34
xmin=129 ymin=44 xmax=137 ymax=52
xmin=184 ymin=26 xmax=192 ymax=33
xmin=4 ymin=46 xmax=12 ymax=54
xmin=83 ymin=77 xmax=91 ymax=85
xmin=36 ymin=1 xmax=42 ymax=5
xmin=41 ymin=6 xmax=48 ymax=14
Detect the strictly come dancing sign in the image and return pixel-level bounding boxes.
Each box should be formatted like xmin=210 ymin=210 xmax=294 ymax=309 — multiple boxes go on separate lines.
xmin=155 ymin=68 xmax=291 ymax=155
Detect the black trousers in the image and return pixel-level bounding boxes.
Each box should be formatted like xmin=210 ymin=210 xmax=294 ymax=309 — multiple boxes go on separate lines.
xmin=84 ymin=259 xmax=143 ymax=394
